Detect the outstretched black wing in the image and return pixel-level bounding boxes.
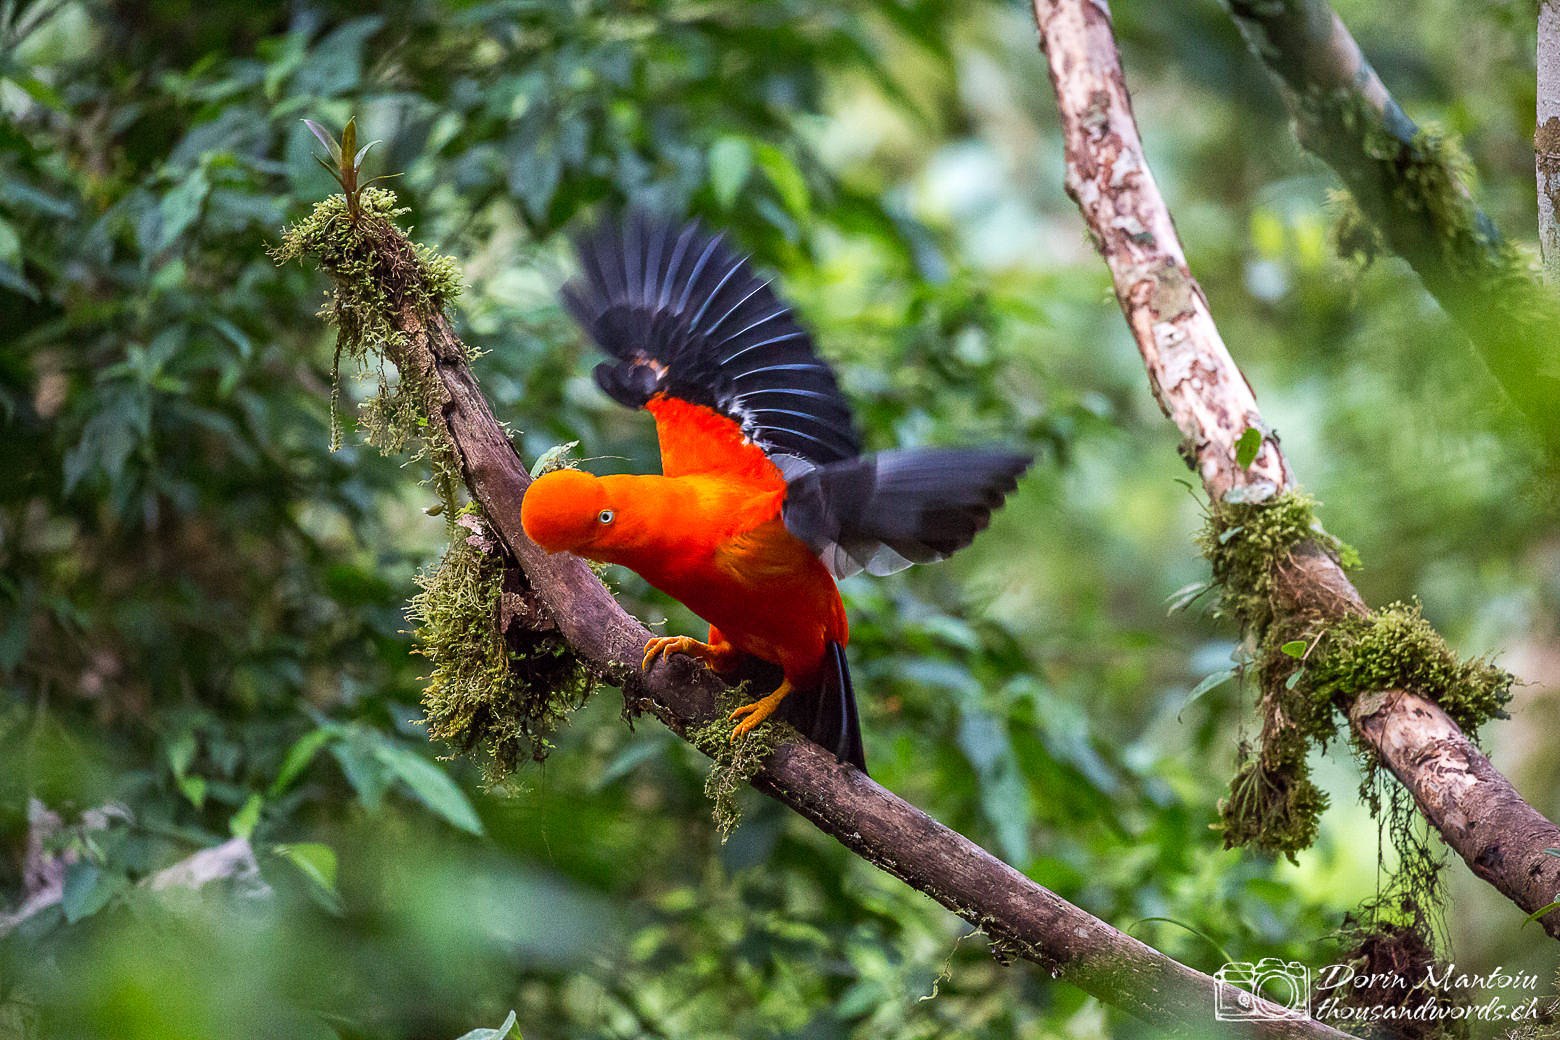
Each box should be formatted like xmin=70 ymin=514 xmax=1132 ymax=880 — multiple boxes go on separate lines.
xmin=561 ymin=213 xmax=862 ymax=467
xmin=782 ymin=448 xmax=1033 ymax=579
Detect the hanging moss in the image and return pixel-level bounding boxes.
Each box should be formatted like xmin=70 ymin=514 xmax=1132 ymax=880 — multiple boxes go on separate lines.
xmin=1217 ymin=744 xmax=1328 ymax=860
xmin=271 ymin=188 xmax=465 ymax=512
xmin=410 ymin=511 xmax=596 ymax=781
xmin=1291 ymin=87 xmax=1497 ymax=279
xmin=1328 ymin=189 xmax=1385 ymax=266
xmin=686 ymin=690 xmax=786 ymax=842
xmin=1324 ymin=916 xmax=1470 ymax=1040
xmin=279 ymin=188 xmax=599 ymax=779
xmin=1201 ymin=492 xmax=1509 ymax=863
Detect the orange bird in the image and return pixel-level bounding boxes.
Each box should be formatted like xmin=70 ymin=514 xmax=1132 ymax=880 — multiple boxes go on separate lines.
xmin=521 ymin=216 xmax=1030 ymax=771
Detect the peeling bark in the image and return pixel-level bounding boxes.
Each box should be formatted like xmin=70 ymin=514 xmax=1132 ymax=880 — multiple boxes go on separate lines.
xmin=1539 ymin=0 xmax=1560 ymax=280
xmin=1352 ymin=692 xmax=1560 ymax=919
xmin=1033 ymin=0 xmax=1560 ymax=940
xmin=1039 ymin=1 xmax=1289 ymax=502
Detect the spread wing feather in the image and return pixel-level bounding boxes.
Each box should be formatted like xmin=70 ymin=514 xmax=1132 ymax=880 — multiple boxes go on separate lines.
xmin=782 ymin=448 xmax=1033 ymax=579
xmin=561 ymin=214 xmax=862 ymax=469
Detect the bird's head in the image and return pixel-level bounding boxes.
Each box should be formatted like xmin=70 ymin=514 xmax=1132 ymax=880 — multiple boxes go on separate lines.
xmin=520 ymin=468 xmax=618 ymax=555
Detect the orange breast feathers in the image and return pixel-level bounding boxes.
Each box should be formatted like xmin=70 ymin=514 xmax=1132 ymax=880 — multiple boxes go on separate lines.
xmin=519 ymin=466 xmax=847 ymax=684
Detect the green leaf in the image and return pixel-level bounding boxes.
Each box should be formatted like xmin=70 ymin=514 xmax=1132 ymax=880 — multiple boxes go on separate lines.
xmin=330 ymin=731 xmax=393 ymax=809
xmin=156 ymin=165 xmax=211 ymax=252
xmin=270 ymin=727 xmax=337 ymax=797
xmin=230 ymin=793 xmax=263 ymax=840
xmin=454 ymin=1011 xmax=520 ymax=1040
xmin=1520 ymin=899 xmax=1560 ymax=927
xmin=752 ymin=142 xmax=810 ymax=217
xmin=275 ymin=842 xmax=340 ymax=910
xmin=955 ymin=709 xmax=1030 ymax=863
xmin=708 ymin=136 xmax=752 ymax=210
xmin=61 ymin=862 xmax=124 ymax=923
xmin=303 ymin=119 xmax=342 ymax=163
xmin=1165 ymin=581 xmax=1210 ymax=614
xmin=373 ymin=741 xmax=484 ymax=835
xmin=177 ymin=774 xmax=208 ymax=809
xmin=1180 ymin=668 xmax=1235 ymax=714
xmin=0 ymin=217 xmax=21 ymax=267
xmin=1235 ymin=427 xmax=1262 ymax=468
xmin=1128 ymin=916 xmax=1234 ymax=966
xmin=167 ymin=730 xmax=197 ymax=777
xmin=4 ymin=74 xmax=64 ymax=110
xmin=352 ymin=139 xmax=381 ymax=174
xmin=1544 ymin=848 xmax=1560 ymax=857
xmin=0 ymin=261 xmax=37 ymax=301
xmin=1284 ymin=669 xmax=1305 ymax=690
xmin=340 ymin=117 xmax=358 ymax=176
xmin=1279 ymin=640 xmax=1308 ymax=658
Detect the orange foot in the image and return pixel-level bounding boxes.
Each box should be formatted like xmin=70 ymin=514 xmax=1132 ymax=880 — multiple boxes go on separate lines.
xmin=729 ymin=680 xmax=793 ymax=739
xmin=642 ymin=635 xmax=723 ymax=673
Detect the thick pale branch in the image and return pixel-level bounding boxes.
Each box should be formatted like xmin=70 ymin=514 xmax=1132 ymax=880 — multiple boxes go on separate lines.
xmin=1223 ymin=0 xmax=1560 ymax=451
xmin=336 ymin=239 xmax=1349 ymax=1038
xmin=1539 ymin=0 xmax=1560 ymax=279
xmin=1033 ymin=0 xmax=1560 ymax=939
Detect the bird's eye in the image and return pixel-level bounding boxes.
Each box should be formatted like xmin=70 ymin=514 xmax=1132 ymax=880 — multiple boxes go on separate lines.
xmin=598 ymin=509 xmax=615 ymax=524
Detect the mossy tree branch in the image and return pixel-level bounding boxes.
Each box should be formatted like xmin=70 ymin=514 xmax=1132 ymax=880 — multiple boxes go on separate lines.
xmin=277 ymin=195 xmax=1350 ymax=1037
xmin=1223 ymin=0 xmax=1560 ymax=454
xmin=1033 ymin=0 xmax=1560 ymax=939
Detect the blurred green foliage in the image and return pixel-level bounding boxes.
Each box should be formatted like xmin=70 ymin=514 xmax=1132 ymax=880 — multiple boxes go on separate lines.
xmin=1 ymin=1 xmax=1557 ymax=1038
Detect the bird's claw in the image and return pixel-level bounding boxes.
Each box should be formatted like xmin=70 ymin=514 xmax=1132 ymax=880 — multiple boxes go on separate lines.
xmin=641 ymin=635 xmax=698 ymax=672
xmin=727 ymin=681 xmax=792 ymax=740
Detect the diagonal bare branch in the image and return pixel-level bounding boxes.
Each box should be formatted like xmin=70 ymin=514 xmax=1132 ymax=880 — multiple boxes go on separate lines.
xmin=1033 ymin=0 xmax=1560 ymax=940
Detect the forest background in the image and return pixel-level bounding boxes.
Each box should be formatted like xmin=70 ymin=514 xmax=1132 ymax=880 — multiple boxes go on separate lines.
xmin=1 ymin=0 xmax=1557 ymax=1037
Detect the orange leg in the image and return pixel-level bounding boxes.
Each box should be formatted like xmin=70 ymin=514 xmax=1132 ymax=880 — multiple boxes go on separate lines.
xmin=729 ymin=679 xmax=792 ymax=739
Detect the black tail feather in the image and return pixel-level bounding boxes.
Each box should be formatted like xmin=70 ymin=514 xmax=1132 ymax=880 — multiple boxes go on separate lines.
xmin=777 ymin=641 xmax=866 ymax=772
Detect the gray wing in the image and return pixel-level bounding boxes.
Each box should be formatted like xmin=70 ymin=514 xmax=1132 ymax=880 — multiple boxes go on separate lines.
xmin=781 ymin=448 xmax=1033 ymax=579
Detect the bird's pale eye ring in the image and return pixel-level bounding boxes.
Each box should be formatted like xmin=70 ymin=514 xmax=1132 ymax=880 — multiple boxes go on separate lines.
xmin=598 ymin=509 xmax=615 ymax=525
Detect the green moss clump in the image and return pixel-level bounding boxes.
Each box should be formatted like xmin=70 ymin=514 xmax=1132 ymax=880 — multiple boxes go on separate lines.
xmin=1201 ymin=491 xmax=1346 ymax=858
xmin=686 ymin=690 xmax=785 ymax=842
xmin=410 ymin=511 xmax=595 ymax=781
xmin=1198 ymin=490 xmax=1350 ymax=635
xmin=1328 ymin=189 xmax=1384 ymax=266
xmin=1202 ymin=492 xmax=1511 ymax=862
xmin=1308 ymin=602 xmax=1512 ymax=735
xmin=272 ymin=188 xmax=465 ymax=509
